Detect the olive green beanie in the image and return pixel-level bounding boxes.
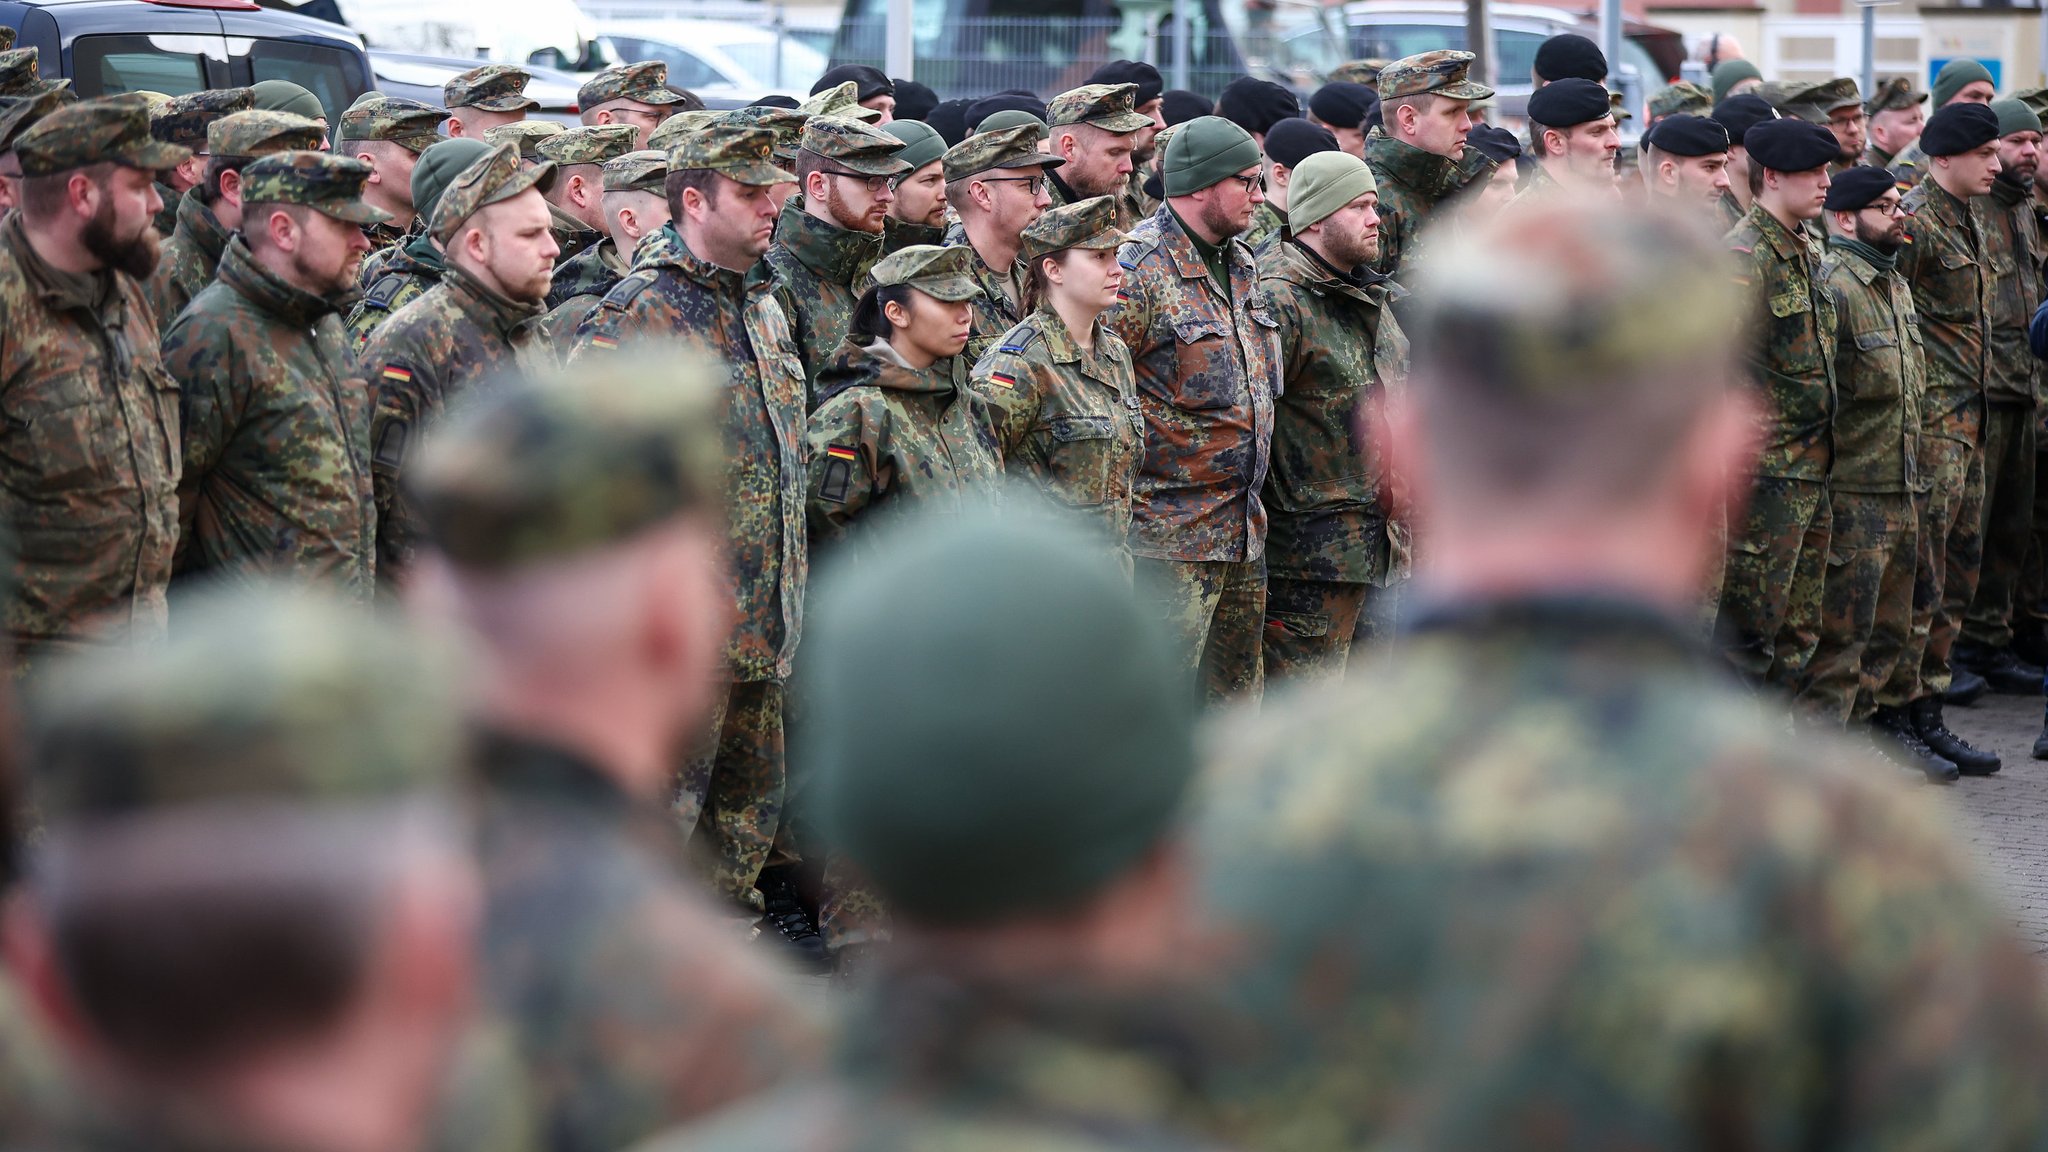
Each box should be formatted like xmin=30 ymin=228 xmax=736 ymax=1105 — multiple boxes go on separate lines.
xmin=411 ymin=138 xmax=493 ymax=221
xmin=1289 ymin=149 xmax=1377 ymax=231
xmin=1162 ymin=114 xmax=1260 ymax=196
xmin=882 ymin=118 xmax=946 ymax=174
xmin=250 ymin=78 xmax=325 ymax=124
xmin=802 ymin=502 xmax=1198 ymax=926
xmin=1991 ymin=96 xmax=2040 ymax=138
xmin=1934 ymin=58 xmax=1995 ymax=109
xmin=1709 ymin=58 xmax=1763 ymax=105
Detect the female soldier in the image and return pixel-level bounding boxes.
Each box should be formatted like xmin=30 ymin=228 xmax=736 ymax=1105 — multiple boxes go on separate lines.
xmin=970 ymin=195 xmax=1143 ymax=565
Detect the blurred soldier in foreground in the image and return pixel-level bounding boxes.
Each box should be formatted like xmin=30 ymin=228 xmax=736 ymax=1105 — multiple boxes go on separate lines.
xmin=1194 ymin=197 xmax=2048 ymax=1152
xmin=640 ymin=506 xmax=1215 ymax=1152
xmin=406 ymin=359 xmax=824 ymax=1152
xmin=347 ymin=138 xmax=490 ymax=350
xmin=11 ymin=587 xmax=482 ymax=1152
xmin=445 ymin=65 xmax=538 ymax=140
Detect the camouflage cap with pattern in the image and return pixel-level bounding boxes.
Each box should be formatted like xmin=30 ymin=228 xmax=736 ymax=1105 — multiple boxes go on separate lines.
xmin=646 ymin=109 xmax=720 ymax=156
xmin=0 ymin=87 xmax=75 ymax=153
xmin=444 ymin=63 xmax=538 ymax=112
xmin=1866 ymin=75 xmax=1927 ymax=114
xmin=666 ymin=122 xmax=792 ymax=185
xmin=1377 ymin=49 xmax=1493 ymax=102
xmin=1797 ymin=76 xmax=1861 ymax=114
xmin=29 ymin=583 xmax=466 ymax=823
xmin=17 ymin=92 xmax=185 ymax=177
xmin=0 ymin=48 xmax=63 ymax=99
xmin=799 ymin=79 xmax=883 ymax=123
xmin=578 ymin=60 xmax=689 ymax=108
xmin=1020 ymin=195 xmax=1129 ymax=261
xmin=208 ymin=110 xmax=325 ymax=160
xmin=537 ymin=123 xmax=639 ymax=167
xmin=149 ymin=86 xmax=254 ymax=148
xmin=240 ymin=150 xmax=393 ymax=226
xmin=1047 ymin=82 xmax=1155 ymax=133
xmin=1328 ymin=58 xmax=1388 ymax=86
xmin=338 ymin=94 xmax=450 ymax=153
xmin=409 ymin=355 xmax=725 ymax=573
xmin=0 ymin=27 xmax=14 ymax=51
xmin=801 ymin=115 xmax=912 ymax=176
xmin=483 ymin=119 xmax=564 ymax=159
xmin=2016 ymin=86 xmax=2048 ymax=120
xmin=941 ymin=121 xmax=1062 ymax=182
xmin=715 ymin=104 xmax=808 ymax=161
xmin=1648 ymin=81 xmax=1712 ymax=121
xmin=867 ymin=243 xmax=978 ymax=300
xmin=602 ymin=148 xmax=668 ymax=193
xmin=430 ymin=141 xmax=555 ymax=240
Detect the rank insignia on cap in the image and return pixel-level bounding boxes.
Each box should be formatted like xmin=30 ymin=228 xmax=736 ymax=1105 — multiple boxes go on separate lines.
xmin=825 ymin=445 xmax=859 ymax=461
xmin=380 ymin=365 xmax=413 ymax=383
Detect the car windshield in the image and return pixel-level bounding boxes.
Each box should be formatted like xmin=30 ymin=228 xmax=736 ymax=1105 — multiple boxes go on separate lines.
xmin=712 ymin=35 xmax=826 ymax=89
xmin=1233 ymin=1 xmax=1344 ymax=84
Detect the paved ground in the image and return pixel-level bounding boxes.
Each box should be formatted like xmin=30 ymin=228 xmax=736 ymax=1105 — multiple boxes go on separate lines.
xmin=1937 ymin=690 xmax=2048 ymax=953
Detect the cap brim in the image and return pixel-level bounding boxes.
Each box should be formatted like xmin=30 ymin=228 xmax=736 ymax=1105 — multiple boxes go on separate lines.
xmin=840 ymin=154 xmax=914 ymax=176
xmin=320 ymin=199 xmax=394 ymax=225
xmin=391 ymin=132 xmax=441 ymax=154
xmin=722 ymin=159 xmax=797 ymax=186
xmin=631 ymin=88 xmax=691 ymax=106
xmin=128 ymin=137 xmax=192 ymax=171
xmin=470 ymin=95 xmax=540 ymax=112
xmin=1436 ymin=80 xmax=1494 ymax=100
xmin=914 ymin=274 xmax=980 ymax=301
xmin=486 ymin=158 xmax=556 ymax=207
xmin=1082 ymin=111 xmax=1155 ymax=133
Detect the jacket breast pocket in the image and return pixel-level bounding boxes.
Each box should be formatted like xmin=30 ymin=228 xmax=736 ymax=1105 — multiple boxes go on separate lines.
xmin=1168 ymin=317 xmax=1240 ymax=411
xmin=1766 ymin=290 xmax=1823 ymax=375
xmin=1920 ymin=248 xmax=1980 ymax=323
xmin=1 ymin=368 xmax=102 ymax=492
xmin=1045 ymin=414 xmax=1118 ymax=505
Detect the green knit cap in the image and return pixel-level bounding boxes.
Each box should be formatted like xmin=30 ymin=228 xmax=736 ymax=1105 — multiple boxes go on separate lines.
xmin=1991 ymin=96 xmax=2040 ymax=138
xmin=1289 ymin=149 xmax=1377 ymax=232
xmin=1709 ymin=58 xmax=1762 ymax=104
xmin=1933 ymin=58 xmax=1995 ymax=109
xmin=1162 ymin=114 xmax=1259 ymax=196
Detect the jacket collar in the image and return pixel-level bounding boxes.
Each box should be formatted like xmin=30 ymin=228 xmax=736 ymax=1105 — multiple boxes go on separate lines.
xmin=442 ymin=260 xmax=543 ymax=337
xmin=1271 ymin=236 xmax=1397 ymax=305
xmin=1149 ymin=204 xmax=1250 ymax=289
xmin=4 ymin=213 xmax=117 ymax=320
xmin=1365 ymin=133 xmax=1457 ymax=198
xmin=216 ymin=235 xmax=349 ymax=327
xmin=175 ymin=187 xmax=231 ymax=269
xmin=775 ymin=194 xmax=882 ymax=285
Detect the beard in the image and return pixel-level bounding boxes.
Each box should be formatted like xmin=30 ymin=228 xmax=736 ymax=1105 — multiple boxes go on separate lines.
xmin=82 ymin=197 xmax=159 ymax=280
xmin=1999 ymin=164 xmax=2036 ymax=193
xmin=1199 ymin=196 xmax=1245 ymax=242
xmin=823 ymin=178 xmax=884 ymax=234
xmin=294 ymin=245 xmax=361 ymax=299
xmin=1854 ymin=215 xmax=1903 ymax=254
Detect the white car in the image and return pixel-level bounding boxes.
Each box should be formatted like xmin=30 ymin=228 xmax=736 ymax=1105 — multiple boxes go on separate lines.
xmin=597 ymin=19 xmax=827 ymax=101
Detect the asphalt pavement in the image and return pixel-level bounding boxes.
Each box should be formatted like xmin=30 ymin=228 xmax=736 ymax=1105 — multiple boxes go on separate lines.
xmin=1938 ymin=689 xmax=2048 ymax=954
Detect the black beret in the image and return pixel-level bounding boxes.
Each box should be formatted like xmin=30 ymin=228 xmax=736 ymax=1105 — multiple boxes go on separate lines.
xmin=1467 ymin=122 xmax=1523 ymax=164
xmin=1264 ymin=117 xmax=1338 ymax=169
xmin=892 ymin=79 xmax=938 ymax=122
xmin=812 ymin=64 xmax=892 ymax=102
xmin=1921 ymin=101 xmax=2001 ymax=157
xmin=1823 ymin=164 xmax=1900 ymax=211
xmin=1089 ymin=59 xmax=1164 ymax=106
xmin=1645 ymin=113 xmax=1730 ymax=156
xmin=747 ymin=94 xmax=800 ymax=110
xmin=1743 ymin=118 xmax=1839 ymax=172
xmin=1527 ymin=78 xmax=1611 ymax=128
xmin=926 ymin=98 xmax=974 ymax=146
xmin=966 ymin=91 xmax=1048 ymax=130
xmin=1533 ymin=33 xmax=1607 ymax=83
xmin=1712 ymin=93 xmax=1778 ymax=145
xmin=1161 ymin=89 xmax=1212 ymax=126
xmin=1309 ymin=81 xmax=1377 ymax=129
xmin=1216 ymin=76 xmax=1299 ymax=135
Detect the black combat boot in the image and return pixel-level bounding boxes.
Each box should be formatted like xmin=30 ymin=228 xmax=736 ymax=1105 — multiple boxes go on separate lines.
xmin=1911 ymin=696 xmax=2001 ymax=775
xmin=2034 ymin=701 xmax=2048 ymax=760
xmin=2012 ymin=620 xmax=2048 ymax=670
xmin=755 ymin=868 xmax=830 ymax=974
xmin=1955 ymin=643 xmax=2044 ymax=695
xmin=1941 ymin=667 xmax=1990 ymax=706
xmin=1871 ymin=705 xmax=1960 ymax=784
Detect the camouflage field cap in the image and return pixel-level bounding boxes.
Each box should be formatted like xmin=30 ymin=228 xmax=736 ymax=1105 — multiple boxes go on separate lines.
xmin=578 ymin=60 xmax=688 ymax=108
xmin=208 ymin=109 xmax=324 ymax=160
xmin=536 ymin=123 xmax=639 ymax=167
xmin=666 ymin=122 xmax=792 ymax=185
xmin=1866 ymin=75 xmax=1927 ymax=114
xmin=799 ymin=79 xmax=883 ymax=123
xmin=29 ymin=584 xmax=466 ymax=823
xmin=408 ymin=355 xmax=725 ymax=573
xmin=0 ymin=87 xmax=75 ymax=153
xmin=867 ymin=243 xmax=978 ymax=301
xmin=1793 ymin=76 xmax=1861 ymax=117
xmin=941 ymin=121 xmax=1061 ymax=182
xmin=240 ymin=149 xmax=393 ymax=226
xmin=1377 ymin=50 xmax=1493 ymax=102
xmin=445 ymin=63 xmax=539 ymax=113
xmin=1047 ymin=82 xmax=1155 ymax=133
xmin=430 ymin=141 xmax=555 ymax=241
xmin=601 ymin=148 xmax=668 ymax=192
xmin=1647 ymin=80 xmax=1712 ymax=121
xmin=646 ymin=108 xmax=720 ymax=155
xmin=1020 ymin=195 xmax=1128 ymax=261
xmin=800 ymin=115 xmax=911 ymax=176
xmin=0 ymin=48 xmax=64 ymax=98
xmin=483 ymin=119 xmax=564 ymax=159
xmin=0 ymin=27 xmax=14 ymax=50
xmin=1328 ymin=58 xmax=1388 ymax=86
xmin=715 ymin=104 xmax=808 ymax=161
xmin=338 ymin=94 xmax=450 ymax=153
xmin=149 ymin=86 xmax=253 ymax=149
xmin=2016 ymin=86 xmax=2048 ymax=120
xmin=17 ymin=92 xmax=186 ymax=177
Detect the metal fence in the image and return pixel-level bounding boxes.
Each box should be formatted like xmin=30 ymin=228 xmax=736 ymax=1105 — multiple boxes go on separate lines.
xmin=830 ymin=15 xmax=1245 ymax=98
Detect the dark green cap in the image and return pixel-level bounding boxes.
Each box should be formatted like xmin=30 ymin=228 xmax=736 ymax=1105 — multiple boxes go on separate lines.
xmin=338 ymin=93 xmax=449 ymax=153
xmin=250 ymin=79 xmax=325 ymax=123
xmin=149 ymin=86 xmax=253 ymax=149
xmin=1933 ymin=58 xmax=1994 ymax=109
xmin=941 ymin=121 xmax=1061 ymax=182
xmin=17 ymin=93 xmax=186 ymax=178
xmin=444 ymin=64 xmax=538 ymax=113
xmin=1161 ymin=114 xmax=1258 ymax=197
xmin=1047 ymin=82 xmax=1154 ymax=133
xmin=208 ymin=110 xmax=323 ymax=160
xmin=409 ymin=355 xmax=724 ymax=572
xmin=578 ymin=61 xmax=689 ymax=109
xmin=666 ymin=122 xmax=791 ymax=185
xmin=1020 ymin=194 xmax=1127 ymax=261
xmin=1647 ymin=80 xmax=1711 ymax=121
xmin=883 ymin=117 xmax=944 ymax=172
xmin=240 ymin=150 xmax=392 ymax=225
xmin=411 ymin=137 xmax=493 ymax=219
xmin=800 ymin=114 xmax=910 ymax=176
xmin=482 ymin=119 xmax=563 ymax=159
xmin=0 ymin=87 xmax=75 ymax=153
xmin=601 ymin=148 xmax=667 ymax=193
xmin=1866 ymin=75 xmax=1927 ymax=114
xmin=429 ymin=141 xmax=555 ymax=241
xmin=0 ymin=48 xmax=63 ymax=99
xmin=1992 ymin=96 xmax=2042 ymax=138
xmin=29 ymin=584 xmax=465 ymax=823
xmin=1709 ymin=59 xmax=1763 ymax=104
xmin=804 ymin=505 xmax=1196 ymax=925
xmin=866 ymin=243 xmax=977 ymax=300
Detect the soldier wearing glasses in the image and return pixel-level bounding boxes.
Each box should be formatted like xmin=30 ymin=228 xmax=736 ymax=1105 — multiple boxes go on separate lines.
xmin=939 ymin=123 xmax=1066 ymax=363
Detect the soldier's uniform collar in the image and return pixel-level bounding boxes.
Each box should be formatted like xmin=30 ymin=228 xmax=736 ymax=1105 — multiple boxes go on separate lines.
xmin=217 ymin=234 xmax=350 ymax=325
xmin=442 ymin=260 xmax=544 ymax=337
xmin=1365 ymin=132 xmax=1457 ymax=197
xmin=774 ymin=194 xmax=882 ymax=285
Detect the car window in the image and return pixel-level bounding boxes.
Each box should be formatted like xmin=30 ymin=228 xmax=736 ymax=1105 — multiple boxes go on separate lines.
xmin=70 ymin=35 xmax=214 ymax=97
xmin=246 ymin=39 xmax=362 ymax=123
xmin=714 ymin=36 xmax=826 ymax=90
xmin=603 ymin=36 xmax=727 ymax=89
xmin=1343 ymin=23 xmax=1548 ymax=86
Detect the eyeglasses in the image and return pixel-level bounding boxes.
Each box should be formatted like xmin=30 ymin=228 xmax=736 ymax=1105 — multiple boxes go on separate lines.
xmin=820 ymin=169 xmax=893 ymax=193
xmin=980 ymin=175 xmax=1047 ymax=194
xmin=1864 ymin=199 xmax=1907 ymax=218
xmin=1223 ymin=172 xmax=1263 ymax=195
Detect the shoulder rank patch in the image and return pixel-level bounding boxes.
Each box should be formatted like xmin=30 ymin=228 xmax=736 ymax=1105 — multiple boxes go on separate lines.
xmin=600 ymin=270 xmax=659 ymax=312
xmin=364 ymin=275 xmax=406 ymax=309
xmin=819 ymin=444 xmax=857 ymax=504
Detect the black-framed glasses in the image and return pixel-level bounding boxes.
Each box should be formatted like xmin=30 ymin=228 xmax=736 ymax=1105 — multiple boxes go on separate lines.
xmin=1224 ymin=172 xmax=1263 ymax=194
xmin=981 ymin=175 xmax=1047 ymax=194
xmin=1864 ymin=199 xmax=1906 ymax=218
xmin=819 ymin=168 xmax=893 ymax=193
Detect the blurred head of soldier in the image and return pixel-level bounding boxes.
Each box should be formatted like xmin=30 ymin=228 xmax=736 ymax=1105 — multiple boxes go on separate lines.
xmin=538 ymin=124 xmax=638 ymax=233
xmin=803 ymin=504 xmax=1199 ymax=981
xmin=1867 ymin=78 xmax=1927 ymax=159
xmin=669 ymin=123 xmax=796 ymax=272
xmin=1159 ymin=116 xmax=1266 ymax=244
xmin=17 ymin=94 xmax=185 ymax=281
xmin=7 ymin=586 xmax=478 ymax=1152
xmin=850 ymin=244 xmax=976 ymax=369
xmin=1390 ymin=199 xmax=1754 ymax=613
xmin=578 ymin=61 xmax=695 ymax=148
xmin=1641 ymin=114 xmax=1731 ymax=208
xmin=1048 ymin=83 xmax=1152 ymax=199
xmin=434 ymin=143 xmax=558 ymax=306
xmin=1821 ymin=165 xmax=1908 ymax=252
xmin=812 ymin=64 xmax=895 ymax=123
xmin=405 ymin=357 xmax=731 ymax=800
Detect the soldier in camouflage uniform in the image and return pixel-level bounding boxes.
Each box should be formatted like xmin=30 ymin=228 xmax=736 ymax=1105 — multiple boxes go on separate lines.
xmin=1367 ymin=51 xmax=1492 ymax=283
xmin=159 ymin=151 xmax=384 ymax=599
xmin=1896 ymin=102 xmax=2006 ymax=771
xmin=1256 ymin=151 xmax=1408 ymax=681
xmin=1646 ymin=79 xmax=1712 ymax=125
xmin=537 ymin=124 xmax=638 ymax=266
xmin=1194 ymin=196 xmax=2048 ymax=1152
xmin=1718 ymin=119 xmax=1839 ymax=694
xmin=578 ymin=60 xmax=691 ymax=149
xmin=1864 ymin=75 xmax=1927 ymax=171
xmin=408 ymin=360 xmax=825 ymax=1152
xmin=146 ymin=86 xmax=252 ymax=238
xmin=143 ymin=110 xmax=322 ymax=331
xmin=1521 ymin=79 xmax=1623 ymax=199
xmin=799 ymin=79 xmax=882 ymax=125
xmin=0 ymin=49 xmax=62 ymax=102
xmin=1243 ymin=118 xmax=1338 ymax=253
xmin=346 ymin=137 xmax=491 ymax=351
xmin=769 ymin=116 xmax=908 ymax=396
xmin=880 ymin=119 xmax=947 ymax=249
xmin=0 ymin=88 xmax=71 ymax=214
xmin=640 ymin=509 xmax=1217 ymax=1152
xmin=537 ymin=148 xmax=668 ymax=354
xmin=444 ymin=63 xmax=538 ymax=139
xmin=972 ymin=196 xmax=1142 ymax=556
xmin=1889 ymin=59 xmax=1996 ymax=186
xmin=0 ymin=96 xmax=185 ymax=675
xmin=1044 ymin=83 xmax=1153 ymax=228
xmin=335 ymin=93 xmax=450 ymax=255
xmin=939 ymin=124 xmax=1062 ymax=363
xmin=1086 ymin=59 xmax=1165 ymax=225
xmin=362 ymin=142 xmax=558 ymax=590
xmin=569 ymin=124 xmax=817 ymax=966
xmin=1108 ymin=116 xmax=1278 ymax=704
